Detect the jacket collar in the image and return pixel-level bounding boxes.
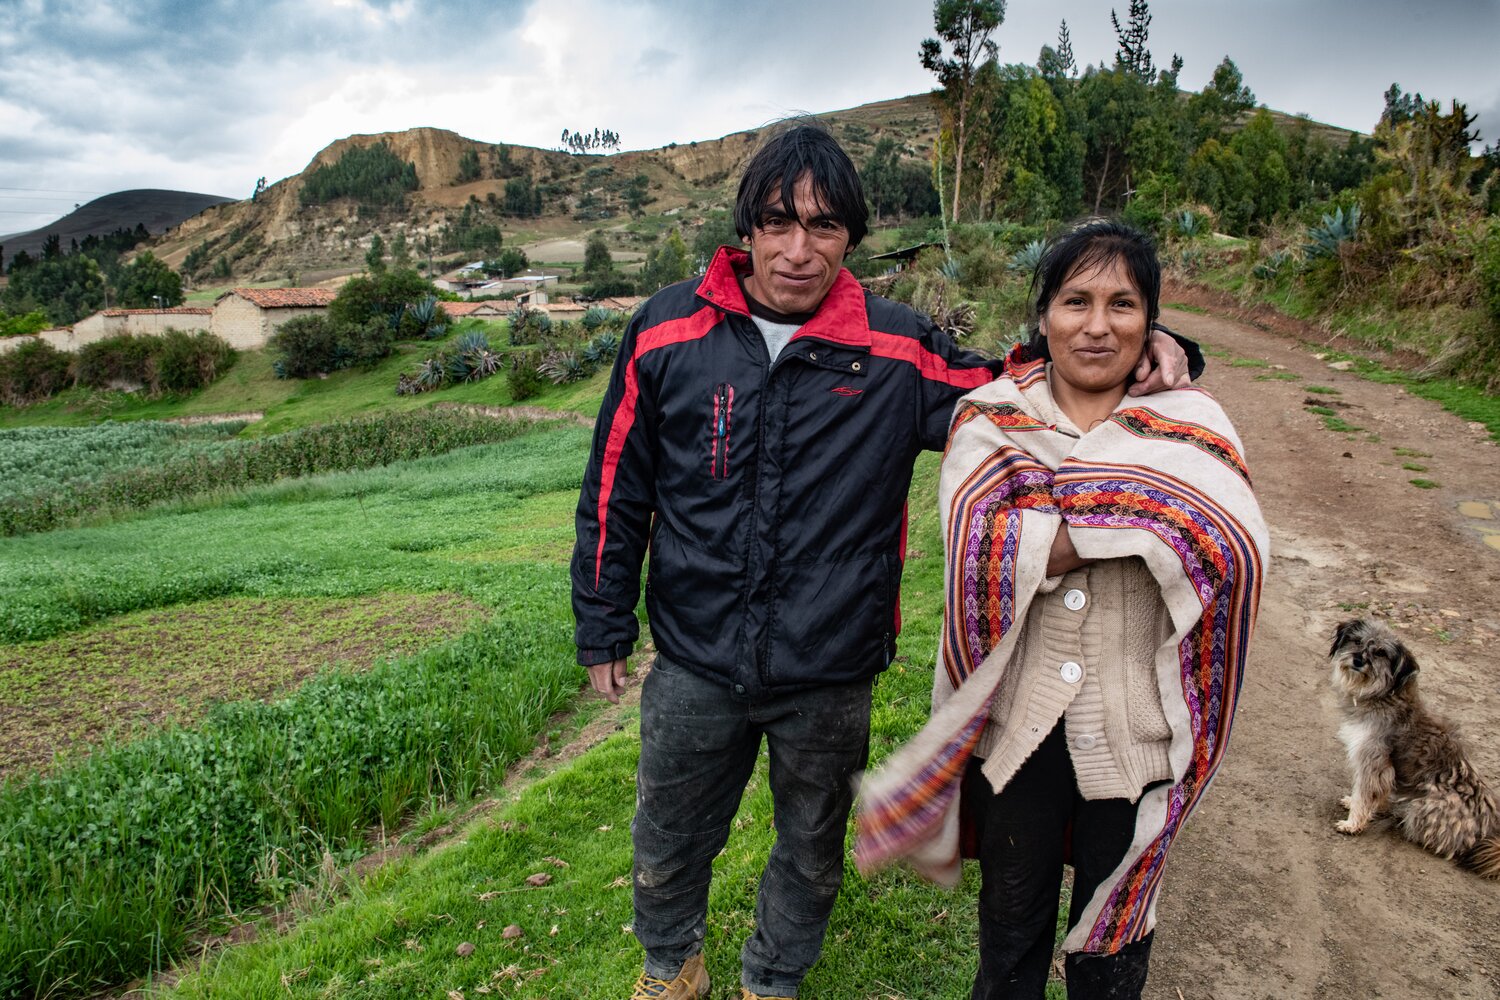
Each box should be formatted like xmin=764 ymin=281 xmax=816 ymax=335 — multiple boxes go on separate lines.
xmin=697 ymin=245 xmax=871 ymax=349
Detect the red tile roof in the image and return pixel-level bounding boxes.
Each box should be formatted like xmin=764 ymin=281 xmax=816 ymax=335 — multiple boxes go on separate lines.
xmin=223 ymin=287 xmax=338 ymax=309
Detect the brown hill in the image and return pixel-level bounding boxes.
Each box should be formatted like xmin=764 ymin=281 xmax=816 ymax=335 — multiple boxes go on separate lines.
xmin=147 ymin=95 xmax=944 ymax=283
xmin=0 ymin=189 xmax=233 ymax=260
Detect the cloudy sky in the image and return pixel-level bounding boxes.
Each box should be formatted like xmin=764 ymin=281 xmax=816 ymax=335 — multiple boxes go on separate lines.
xmin=2 ymin=0 xmax=1497 ymax=235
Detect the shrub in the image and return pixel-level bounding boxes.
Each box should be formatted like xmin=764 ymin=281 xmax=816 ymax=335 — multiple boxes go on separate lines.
xmin=506 ymin=352 xmax=545 ymax=400
xmin=0 ymin=310 xmax=49 ymax=338
xmin=146 ymin=330 xmax=236 ymax=394
xmin=581 ymin=276 xmax=637 ymax=299
xmin=75 ymin=333 xmax=153 ymax=388
xmin=1479 ymin=220 xmax=1500 ymax=327
xmin=270 ymin=316 xmax=391 ymax=379
xmin=0 ymin=339 xmax=72 ymax=405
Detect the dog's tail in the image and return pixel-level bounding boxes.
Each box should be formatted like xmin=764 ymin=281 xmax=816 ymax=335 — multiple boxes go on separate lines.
xmin=1459 ymin=835 xmax=1500 ymax=879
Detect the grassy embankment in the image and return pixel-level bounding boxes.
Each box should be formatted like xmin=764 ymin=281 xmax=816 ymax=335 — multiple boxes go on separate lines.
xmin=1183 ymin=260 xmax=1500 ymax=440
xmin=0 ymin=318 xmax=607 ymax=436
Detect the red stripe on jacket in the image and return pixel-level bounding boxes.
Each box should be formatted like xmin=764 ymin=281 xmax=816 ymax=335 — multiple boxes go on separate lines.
xmin=594 ymin=305 xmax=720 ymax=588
xmin=868 ymin=330 xmax=993 ymax=389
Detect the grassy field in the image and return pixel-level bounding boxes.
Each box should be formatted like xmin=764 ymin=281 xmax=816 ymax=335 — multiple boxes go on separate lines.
xmin=0 ymin=422 xmax=613 ymax=996
xmin=155 ymin=454 xmax=1041 ymax=1000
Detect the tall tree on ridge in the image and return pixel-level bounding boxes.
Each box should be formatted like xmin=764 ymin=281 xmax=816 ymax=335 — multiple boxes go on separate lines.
xmin=1112 ymin=0 xmax=1154 ymax=81
xmin=920 ymin=0 xmax=1005 ymax=221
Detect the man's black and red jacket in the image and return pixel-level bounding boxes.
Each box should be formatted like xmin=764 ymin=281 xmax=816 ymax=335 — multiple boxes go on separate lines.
xmin=570 ymin=245 xmax=1006 ymax=699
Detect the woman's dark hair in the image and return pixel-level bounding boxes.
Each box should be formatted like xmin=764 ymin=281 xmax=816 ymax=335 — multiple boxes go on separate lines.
xmin=734 ymin=121 xmax=869 ymax=250
xmin=1024 ymin=219 xmax=1161 ymax=358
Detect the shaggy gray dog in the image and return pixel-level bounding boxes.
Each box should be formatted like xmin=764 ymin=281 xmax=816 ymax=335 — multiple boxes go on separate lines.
xmin=1329 ymin=618 xmax=1500 ymax=877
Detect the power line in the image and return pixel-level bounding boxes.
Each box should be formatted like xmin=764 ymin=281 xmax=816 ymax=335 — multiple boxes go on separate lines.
xmin=0 ymin=186 xmax=107 ymax=194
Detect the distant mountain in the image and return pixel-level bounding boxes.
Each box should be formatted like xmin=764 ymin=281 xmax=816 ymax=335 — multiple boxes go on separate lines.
xmin=0 ymin=189 xmax=234 ymax=260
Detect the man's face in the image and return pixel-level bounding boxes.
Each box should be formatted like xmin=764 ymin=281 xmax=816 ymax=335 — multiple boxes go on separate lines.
xmin=741 ymin=173 xmax=851 ymax=315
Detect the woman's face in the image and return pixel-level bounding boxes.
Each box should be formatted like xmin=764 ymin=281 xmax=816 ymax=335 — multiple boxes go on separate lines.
xmin=1039 ymin=255 xmax=1149 ymax=398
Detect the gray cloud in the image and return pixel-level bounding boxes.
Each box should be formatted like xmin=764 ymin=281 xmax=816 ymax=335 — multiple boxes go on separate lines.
xmin=3 ymin=0 xmax=1499 ymax=233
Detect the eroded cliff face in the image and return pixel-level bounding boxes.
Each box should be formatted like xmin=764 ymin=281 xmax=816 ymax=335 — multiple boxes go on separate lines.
xmin=148 ymin=94 xmax=940 ymax=282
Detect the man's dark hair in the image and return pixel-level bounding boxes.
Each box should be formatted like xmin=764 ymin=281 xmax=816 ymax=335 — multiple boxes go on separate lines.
xmin=1025 ymin=219 xmax=1161 ymax=353
xmin=734 ymin=122 xmax=869 ymax=250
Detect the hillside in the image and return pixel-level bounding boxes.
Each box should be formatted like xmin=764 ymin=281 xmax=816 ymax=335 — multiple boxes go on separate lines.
xmin=133 ymin=91 xmax=1359 ymax=285
xmin=0 ymin=189 xmax=233 ymax=260
xmin=145 ymin=95 xmax=946 ymax=282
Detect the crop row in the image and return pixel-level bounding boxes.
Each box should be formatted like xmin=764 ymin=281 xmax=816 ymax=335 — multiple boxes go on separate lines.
xmin=0 ymin=407 xmax=545 ymax=536
xmin=0 ymin=616 xmax=579 ymax=997
xmin=0 ymin=419 xmax=245 ymax=503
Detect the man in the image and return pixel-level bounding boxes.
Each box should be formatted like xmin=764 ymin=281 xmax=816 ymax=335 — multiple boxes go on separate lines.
xmin=571 ymin=123 xmax=1194 ymax=1000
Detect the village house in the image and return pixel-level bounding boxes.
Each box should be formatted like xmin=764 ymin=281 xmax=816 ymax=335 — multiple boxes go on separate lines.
xmin=438 ymin=301 xmax=509 ymax=321
xmin=210 ymin=287 xmax=338 ymax=349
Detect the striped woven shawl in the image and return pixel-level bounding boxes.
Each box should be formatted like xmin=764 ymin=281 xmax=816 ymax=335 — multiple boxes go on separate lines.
xmin=854 ymin=357 xmax=1269 ymax=955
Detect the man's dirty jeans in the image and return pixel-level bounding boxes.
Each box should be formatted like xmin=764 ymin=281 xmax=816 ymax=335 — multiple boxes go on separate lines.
xmin=632 ymin=654 xmax=873 ymax=997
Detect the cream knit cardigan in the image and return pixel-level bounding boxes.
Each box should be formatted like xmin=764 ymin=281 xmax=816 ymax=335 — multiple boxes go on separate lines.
xmin=855 ymin=357 xmax=1269 ymax=955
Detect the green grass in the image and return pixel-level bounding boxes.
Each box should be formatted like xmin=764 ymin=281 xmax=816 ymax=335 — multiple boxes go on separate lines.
xmin=1322 ymin=415 xmax=1363 ymax=433
xmin=1252 ymin=371 xmax=1300 ymax=381
xmin=1409 ymin=478 xmax=1441 ymax=489
xmin=0 ymin=408 xmax=559 ymax=538
xmin=1228 ymin=357 xmax=1271 ymax=368
xmin=0 ymin=591 xmax=486 ymax=775
xmin=1161 ymin=301 xmax=1208 ymax=314
xmin=0 ymin=424 xmax=603 ymax=997
xmin=1394 ymin=447 xmax=1432 ymax=458
xmin=0 ymin=420 xmax=246 ymax=502
xmin=1303 ymin=385 xmax=1341 ymax=395
xmin=1402 ymin=462 xmax=1428 ymax=472
xmin=156 ymin=453 xmax=1055 ymax=1000
xmin=1306 ymin=405 xmax=1337 ymax=416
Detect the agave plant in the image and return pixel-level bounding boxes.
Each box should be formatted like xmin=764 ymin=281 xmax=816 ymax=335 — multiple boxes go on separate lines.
xmin=414 ymin=354 xmax=449 ymax=391
xmin=581 ymin=331 xmax=621 ymax=367
xmin=453 ymin=329 xmax=490 ymax=355
xmin=938 ymin=256 xmax=963 ymax=282
xmin=1175 ymin=210 xmax=1207 ymax=237
xmin=1303 ymin=205 xmax=1361 ymax=260
xmin=581 ymin=306 xmax=621 ymax=332
xmin=409 ymin=295 xmax=449 ymax=340
xmin=538 ymin=350 xmax=587 ymax=384
xmin=1007 ymin=239 xmax=1047 ymax=275
xmin=1251 ymin=249 xmax=1294 ymax=281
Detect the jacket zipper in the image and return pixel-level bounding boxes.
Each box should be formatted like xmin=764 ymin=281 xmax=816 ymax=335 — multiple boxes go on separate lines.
xmin=711 ymin=382 xmax=733 ymax=480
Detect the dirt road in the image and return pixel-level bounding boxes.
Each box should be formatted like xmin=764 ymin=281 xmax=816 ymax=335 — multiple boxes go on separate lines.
xmin=1145 ymin=305 xmax=1500 ymax=999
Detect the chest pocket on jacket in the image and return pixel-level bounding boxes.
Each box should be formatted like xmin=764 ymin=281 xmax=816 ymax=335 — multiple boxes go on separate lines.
xmin=709 ymin=382 xmax=735 ymax=480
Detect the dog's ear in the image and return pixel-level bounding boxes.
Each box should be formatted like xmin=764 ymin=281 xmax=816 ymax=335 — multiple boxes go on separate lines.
xmin=1330 ymin=618 xmax=1363 ymax=658
xmin=1392 ymin=649 xmax=1420 ymax=692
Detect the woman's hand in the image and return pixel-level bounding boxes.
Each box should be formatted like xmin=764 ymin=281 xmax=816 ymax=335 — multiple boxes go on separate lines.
xmin=1047 ymin=523 xmax=1094 ymax=576
xmin=1128 ymin=328 xmax=1192 ymax=396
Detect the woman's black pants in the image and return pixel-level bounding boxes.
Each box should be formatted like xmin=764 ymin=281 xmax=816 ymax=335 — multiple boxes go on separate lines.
xmin=965 ymin=722 xmax=1155 ymax=1000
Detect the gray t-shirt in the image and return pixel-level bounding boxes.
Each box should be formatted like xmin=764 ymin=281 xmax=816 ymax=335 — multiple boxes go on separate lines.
xmin=750 ymin=313 xmax=801 ymax=363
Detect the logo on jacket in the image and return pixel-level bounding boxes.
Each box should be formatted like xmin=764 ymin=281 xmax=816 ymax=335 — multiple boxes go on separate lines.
xmin=830 ymin=386 xmax=863 ymax=397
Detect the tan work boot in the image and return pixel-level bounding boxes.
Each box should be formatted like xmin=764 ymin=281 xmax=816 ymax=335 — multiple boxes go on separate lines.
xmin=630 ymin=953 xmax=709 ymax=1000
xmin=740 ymin=989 xmax=795 ymax=1000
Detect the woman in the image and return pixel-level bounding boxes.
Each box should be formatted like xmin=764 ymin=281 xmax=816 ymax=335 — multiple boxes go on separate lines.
xmin=855 ymin=220 xmax=1269 ymax=998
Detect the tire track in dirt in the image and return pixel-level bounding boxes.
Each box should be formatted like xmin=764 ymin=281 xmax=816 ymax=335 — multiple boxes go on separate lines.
xmin=1145 ymin=307 xmax=1500 ymax=1000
